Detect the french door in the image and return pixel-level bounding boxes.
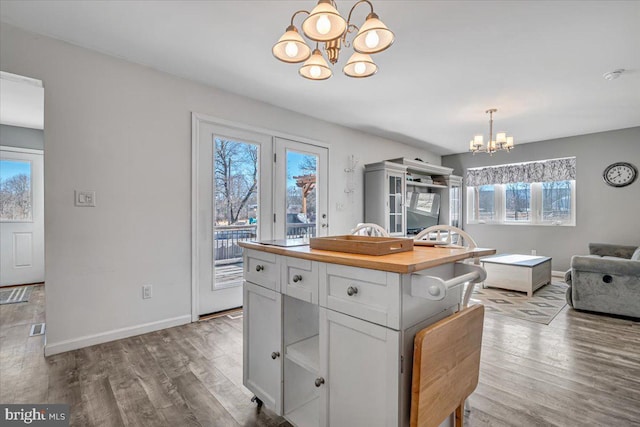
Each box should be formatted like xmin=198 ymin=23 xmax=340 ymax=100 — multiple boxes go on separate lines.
xmin=193 ymin=116 xmax=329 ymax=318
xmin=274 ymin=138 xmax=329 ymax=241
xmin=195 ymin=121 xmax=273 ymax=316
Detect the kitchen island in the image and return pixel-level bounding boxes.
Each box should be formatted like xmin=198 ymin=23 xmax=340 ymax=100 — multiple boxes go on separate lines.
xmin=240 ymin=241 xmax=495 ymax=427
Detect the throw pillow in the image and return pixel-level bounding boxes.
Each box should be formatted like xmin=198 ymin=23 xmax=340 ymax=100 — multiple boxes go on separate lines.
xmin=631 ymin=247 xmax=640 ymax=261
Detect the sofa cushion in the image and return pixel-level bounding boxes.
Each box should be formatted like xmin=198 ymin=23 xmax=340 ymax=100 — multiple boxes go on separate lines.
xmin=632 ymin=247 xmax=640 ymax=261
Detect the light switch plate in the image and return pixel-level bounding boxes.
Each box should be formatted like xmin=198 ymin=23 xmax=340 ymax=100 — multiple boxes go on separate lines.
xmin=75 ymin=190 xmax=96 ymax=207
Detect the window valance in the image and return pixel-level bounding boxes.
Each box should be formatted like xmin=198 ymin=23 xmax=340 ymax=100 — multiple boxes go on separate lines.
xmin=466 ymin=157 xmax=576 ymax=186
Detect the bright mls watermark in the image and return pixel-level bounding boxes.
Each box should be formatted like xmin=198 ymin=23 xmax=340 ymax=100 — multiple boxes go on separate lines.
xmin=1 ymin=405 xmax=69 ymax=426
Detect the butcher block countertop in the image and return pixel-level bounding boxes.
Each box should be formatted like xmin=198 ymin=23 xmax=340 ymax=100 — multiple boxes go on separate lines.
xmin=239 ymin=241 xmax=496 ymax=274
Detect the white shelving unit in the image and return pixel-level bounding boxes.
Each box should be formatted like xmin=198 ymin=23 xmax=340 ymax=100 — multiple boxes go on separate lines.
xmin=286 ymin=335 xmax=319 ymax=373
xmin=364 ymin=158 xmax=462 ymax=235
xmin=406 ymin=181 xmax=447 ymax=190
xmin=286 ymin=397 xmax=319 ymax=427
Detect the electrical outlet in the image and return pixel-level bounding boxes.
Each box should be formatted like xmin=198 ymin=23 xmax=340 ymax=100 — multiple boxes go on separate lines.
xmin=142 ymin=285 xmax=152 ymax=299
xmin=531 ymin=249 xmax=537 ymax=256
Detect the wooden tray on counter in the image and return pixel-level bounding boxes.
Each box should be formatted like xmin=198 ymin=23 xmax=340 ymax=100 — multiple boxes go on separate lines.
xmin=309 ymin=235 xmax=414 ymax=256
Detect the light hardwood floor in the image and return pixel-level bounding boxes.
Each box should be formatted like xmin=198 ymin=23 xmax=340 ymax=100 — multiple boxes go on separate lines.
xmin=1 ymin=284 xmax=639 ymax=426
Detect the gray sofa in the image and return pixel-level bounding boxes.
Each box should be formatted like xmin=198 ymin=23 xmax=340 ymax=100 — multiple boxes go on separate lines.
xmin=565 ymin=243 xmax=640 ymax=318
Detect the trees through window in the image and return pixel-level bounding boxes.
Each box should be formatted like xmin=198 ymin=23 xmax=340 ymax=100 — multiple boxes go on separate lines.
xmin=466 ymin=158 xmax=576 ymax=226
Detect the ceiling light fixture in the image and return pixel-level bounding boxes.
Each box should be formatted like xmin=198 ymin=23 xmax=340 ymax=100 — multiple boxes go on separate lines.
xmin=272 ymin=0 xmax=394 ymax=80
xmin=469 ymin=109 xmax=515 ymax=155
xmin=603 ymin=69 xmax=625 ymax=81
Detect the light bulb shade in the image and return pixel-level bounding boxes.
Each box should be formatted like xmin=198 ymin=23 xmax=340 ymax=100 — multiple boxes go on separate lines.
xmin=506 ymin=136 xmax=514 ymax=147
xmin=353 ymin=13 xmax=395 ymax=54
xmin=272 ymin=26 xmax=312 ymax=63
xmin=474 ymin=135 xmax=484 ymax=146
xmin=343 ymin=52 xmax=377 ymax=78
xmin=496 ymin=132 xmax=507 ymax=144
xmin=302 ymin=0 xmax=347 ymax=41
xmin=299 ymin=49 xmax=332 ymax=80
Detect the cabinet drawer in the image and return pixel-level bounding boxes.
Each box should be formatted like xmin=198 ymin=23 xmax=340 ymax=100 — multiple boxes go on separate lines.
xmin=282 ymin=257 xmax=319 ymax=304
xmin=320 ymin=264 xmax=400 ymax=329
xmin=244 ymin=249 xmax=279 ymax=291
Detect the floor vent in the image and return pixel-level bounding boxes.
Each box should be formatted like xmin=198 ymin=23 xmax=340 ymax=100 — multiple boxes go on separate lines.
xmin=29 ymin=323 xmax=46 ymax=336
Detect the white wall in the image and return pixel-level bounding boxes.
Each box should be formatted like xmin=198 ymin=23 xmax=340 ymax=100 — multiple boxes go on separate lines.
xmin=442 ymin=127 xmax=640 ymax=272
xmin=0 ymin=24 xmax=440 ymax=355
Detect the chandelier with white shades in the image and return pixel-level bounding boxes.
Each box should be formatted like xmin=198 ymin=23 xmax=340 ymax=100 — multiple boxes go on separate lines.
xmin=469 ymin=109 xmax=515 ymax=155
xmin=272 ymin=0 xmax=394 ymax=80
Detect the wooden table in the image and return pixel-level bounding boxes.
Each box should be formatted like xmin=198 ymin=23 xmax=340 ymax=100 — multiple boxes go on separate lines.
xmin=481 ymin=254 xmax=552 ymax=297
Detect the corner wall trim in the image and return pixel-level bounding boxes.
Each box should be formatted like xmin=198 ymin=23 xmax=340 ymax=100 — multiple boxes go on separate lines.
xmin=44 ymin=315 xmax=191 ymax=356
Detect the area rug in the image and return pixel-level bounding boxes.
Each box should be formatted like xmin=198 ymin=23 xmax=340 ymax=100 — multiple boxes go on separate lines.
xmin=0 ymin=286 xmax=33 ymax=305
xmin=469 ymin=281 xmax=568 ymax=325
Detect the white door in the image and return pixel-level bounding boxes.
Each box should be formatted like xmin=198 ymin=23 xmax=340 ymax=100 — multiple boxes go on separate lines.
xmin=274 ymin=138 xmax=329 ymax=241
xmin=194 ymin=120 xmax=273 ymax=316
xmin=0 ymin=147 xmax=44 ymax=286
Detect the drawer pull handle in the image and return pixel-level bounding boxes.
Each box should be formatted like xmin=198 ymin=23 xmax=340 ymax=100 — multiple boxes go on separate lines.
xmin=347 ymin=286 xmax=358 ymax=296
xmin=255 ymin=265 xmax=264 ymax=272
xmin=315 ymin=377 xmax=325 ymax=387
xmin=271 ymin=351 xmax=280 ymax=359
xmin=292 ymin=274 xmax=303 ymax=283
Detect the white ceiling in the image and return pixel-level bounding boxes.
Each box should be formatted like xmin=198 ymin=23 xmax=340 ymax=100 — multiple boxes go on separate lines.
xmin=1 ymin=1 xmax=639 ymax=154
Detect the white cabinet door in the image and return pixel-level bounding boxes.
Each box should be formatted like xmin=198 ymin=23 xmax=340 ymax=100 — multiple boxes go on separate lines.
xmin=319 ymin=308 xmax=400 ymax=427
xmin=243 ymin=281 xmax=283 ymax=415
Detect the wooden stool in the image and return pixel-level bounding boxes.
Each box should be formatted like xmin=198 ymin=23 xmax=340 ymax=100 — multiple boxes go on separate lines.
xmin=410 ymin=304 xmax=484 ymax=427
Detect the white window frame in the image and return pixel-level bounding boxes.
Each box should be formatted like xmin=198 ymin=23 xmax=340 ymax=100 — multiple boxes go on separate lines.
xmin=467 ymin=180 xmax=575 ymax=226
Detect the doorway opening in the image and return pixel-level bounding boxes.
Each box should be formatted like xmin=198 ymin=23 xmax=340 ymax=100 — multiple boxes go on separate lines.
xmin=0 ymin=71 xmax=46 ymax=356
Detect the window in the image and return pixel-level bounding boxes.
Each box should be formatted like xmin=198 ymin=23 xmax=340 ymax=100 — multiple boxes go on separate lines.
xmin=505 ymin=182 xmax=531 ymax=222
xmin=466 ymin=158 xmax=576 ymax=226
xmin=0 ymin=159 xmax=32 ymax=221
xmin=474 ymin=185 xmax=496 ymax=221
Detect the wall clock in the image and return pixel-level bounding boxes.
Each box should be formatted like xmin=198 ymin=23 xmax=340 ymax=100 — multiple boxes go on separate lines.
xmin=603 ymin=162 xmax=637 ymax=187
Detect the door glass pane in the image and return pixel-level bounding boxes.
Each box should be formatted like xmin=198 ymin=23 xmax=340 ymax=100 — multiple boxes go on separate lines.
xmin=0 ymin=160 xmax=32 ymax=221
xmin=213 ymin=138 xmax=258 ymax=286
xmin=286 ymin=150 xmax=317 ymax=240
xmin=450 ymin=186 xmax=460 ymax=227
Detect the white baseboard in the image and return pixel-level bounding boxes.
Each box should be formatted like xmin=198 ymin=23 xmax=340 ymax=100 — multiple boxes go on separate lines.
xmin=552 ymin=270 xmax=566 ymax=278
xmin=44 ymin=314 xmax=191 ymax=356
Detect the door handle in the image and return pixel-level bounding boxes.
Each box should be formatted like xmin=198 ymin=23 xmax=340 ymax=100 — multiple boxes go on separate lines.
xmin=271 ymin=351 xmax=280 ymax=359
xmin=292 ymin=275 xmax=303 ymax=283
xmin=256 ymin=265 xmax=264 ymax=272
xmin=315 ymin=377 xmax=325 ymax=387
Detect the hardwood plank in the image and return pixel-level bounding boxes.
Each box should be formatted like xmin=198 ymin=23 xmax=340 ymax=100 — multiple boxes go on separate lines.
xmin=2 ymin=283 xmax=639 ymax=427
xmin=173 ymin=371 xmax=240 ymax=427
xmin=122 ymin=336 xmax=201 ymax=427
xmin=46 ymin=351 xmax=90 ymax=427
